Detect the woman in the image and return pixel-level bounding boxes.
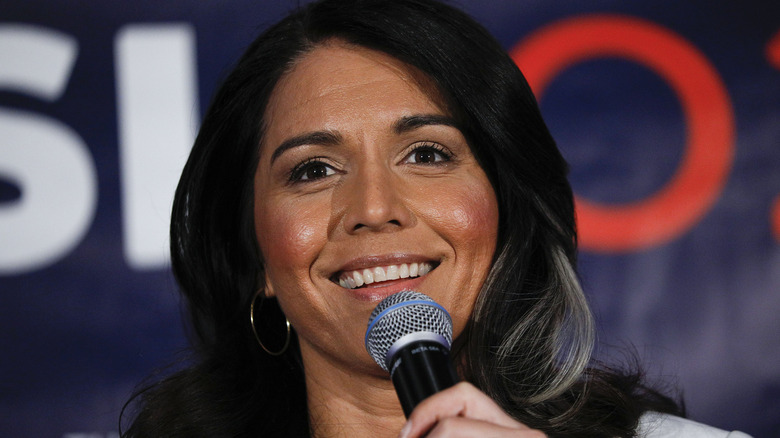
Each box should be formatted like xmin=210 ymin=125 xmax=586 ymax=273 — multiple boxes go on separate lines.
xmin=122 ymin=0 xmax=749 ymax=436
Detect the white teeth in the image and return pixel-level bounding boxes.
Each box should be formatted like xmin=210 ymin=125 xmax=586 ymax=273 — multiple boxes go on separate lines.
xmin=338 ymin=262 xmax=434 ymax=289
xmin=362 ymin=269 xmax=374 ymax=284
xmin=373 ymin=267 xmax=387 ymax=282
xmin=353 ymin=271 xmax=364 ymax=287
xmin=386 ymin=265 xmax=399 ymax=280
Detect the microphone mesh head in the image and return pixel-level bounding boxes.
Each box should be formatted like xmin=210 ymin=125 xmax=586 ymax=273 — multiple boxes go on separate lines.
xmin=365 ymin=291 xmax=453 ymax=371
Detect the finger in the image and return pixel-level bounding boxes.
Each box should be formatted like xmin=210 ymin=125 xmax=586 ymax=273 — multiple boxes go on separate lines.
xmin=401 ymin=382 xmax=529 ymax=437
xmin=424 ymin=417 xmax=547 ymax=438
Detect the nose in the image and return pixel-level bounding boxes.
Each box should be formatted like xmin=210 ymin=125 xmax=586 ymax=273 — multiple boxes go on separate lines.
xmin=341 ymin=165 xmax=414 ymax=234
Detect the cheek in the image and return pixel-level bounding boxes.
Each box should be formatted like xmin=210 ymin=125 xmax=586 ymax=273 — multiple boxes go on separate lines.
xmin=432 ymin=178 xmax=498 ymax=333
xmin=437 ymin=180 xmax=499 ymax=250
xmin=255 ymin=197 xmax=326 ymax=280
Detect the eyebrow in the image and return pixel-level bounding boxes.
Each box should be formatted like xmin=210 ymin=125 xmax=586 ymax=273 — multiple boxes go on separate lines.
xmin=270 ymin=131 xmax=342 ymax=164
xmin=269 ymin=114 xmax=458 ymax=164
xmin=394 ymin=114 xmax=458 ymax=134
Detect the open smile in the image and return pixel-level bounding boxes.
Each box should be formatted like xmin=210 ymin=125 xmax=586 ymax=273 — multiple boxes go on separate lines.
xmin=335 ymin=261 xmax=437 ymax=289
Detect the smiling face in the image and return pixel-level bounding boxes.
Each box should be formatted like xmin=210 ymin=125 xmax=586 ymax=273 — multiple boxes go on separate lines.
xmin=253 ymin=42 xmax=499 ymax=376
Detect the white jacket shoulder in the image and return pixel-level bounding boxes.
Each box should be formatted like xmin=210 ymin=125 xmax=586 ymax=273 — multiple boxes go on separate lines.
xmin=637 ymin=412 xmax=752 ymax=438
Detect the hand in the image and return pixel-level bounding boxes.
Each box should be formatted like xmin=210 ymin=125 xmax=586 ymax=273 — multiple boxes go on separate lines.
xmin=398 ymin=382 xmax=546 ymax=437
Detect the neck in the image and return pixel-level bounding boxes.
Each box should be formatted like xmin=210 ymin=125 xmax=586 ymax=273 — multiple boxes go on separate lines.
xmin=301 ymin=344 xmax=406 ymax=438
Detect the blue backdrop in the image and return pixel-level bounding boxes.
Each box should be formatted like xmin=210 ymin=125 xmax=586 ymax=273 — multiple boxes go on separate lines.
xmin=1 ymin=1 xmax=778 ymax=436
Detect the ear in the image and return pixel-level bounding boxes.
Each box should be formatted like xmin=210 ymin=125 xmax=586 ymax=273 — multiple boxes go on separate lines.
xmin=261 ymin=270 xmax=276 ymax=298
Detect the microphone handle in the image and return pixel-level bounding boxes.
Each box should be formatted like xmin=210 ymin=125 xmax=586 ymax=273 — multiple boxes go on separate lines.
xmin=389 ymin=340 xmax=458 ymax=417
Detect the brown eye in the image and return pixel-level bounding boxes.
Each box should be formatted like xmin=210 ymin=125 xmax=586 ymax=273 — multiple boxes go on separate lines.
xmin=290 ymin=160 xmax=336 ymax=182
xmin=404 ymin=143 xmax=451 ymax=164
xmin=303 ymin=164 xmax=330 ymax=180
xmin=414 ymin=149 xmax=437 ymax=163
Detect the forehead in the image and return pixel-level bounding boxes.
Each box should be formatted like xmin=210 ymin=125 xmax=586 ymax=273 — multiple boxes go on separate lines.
xmin=261 ymin=42 xmax=448 ymax=143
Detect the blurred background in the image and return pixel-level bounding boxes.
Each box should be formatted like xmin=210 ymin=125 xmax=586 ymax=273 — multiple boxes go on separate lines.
xmin=1 ymin=1 xmax=778 ymax=436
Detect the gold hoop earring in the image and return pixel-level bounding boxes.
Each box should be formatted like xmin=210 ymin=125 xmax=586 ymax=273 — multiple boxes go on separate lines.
xmin=250 ymin=290 xmax=291 ymax=356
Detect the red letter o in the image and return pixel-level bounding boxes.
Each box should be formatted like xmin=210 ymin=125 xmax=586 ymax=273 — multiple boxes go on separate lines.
xmin=511 ymin=15 xmax=734 ymax=252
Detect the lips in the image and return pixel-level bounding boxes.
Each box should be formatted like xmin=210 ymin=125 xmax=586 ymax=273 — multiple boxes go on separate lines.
xmin=335 ymin=261 xmax=436 ymax=289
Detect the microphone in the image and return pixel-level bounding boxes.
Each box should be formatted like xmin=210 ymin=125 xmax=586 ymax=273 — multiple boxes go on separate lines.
xmin=364 ymin=291 xmax=459 ymax=417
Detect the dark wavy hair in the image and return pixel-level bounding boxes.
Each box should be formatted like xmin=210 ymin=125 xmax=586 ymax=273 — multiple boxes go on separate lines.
xmin=121 ymin=0 xmax=682 ymax=436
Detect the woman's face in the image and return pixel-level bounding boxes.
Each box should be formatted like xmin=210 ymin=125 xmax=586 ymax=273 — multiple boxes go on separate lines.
xmin=254 ymin=43 xmax=499 ymax=375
